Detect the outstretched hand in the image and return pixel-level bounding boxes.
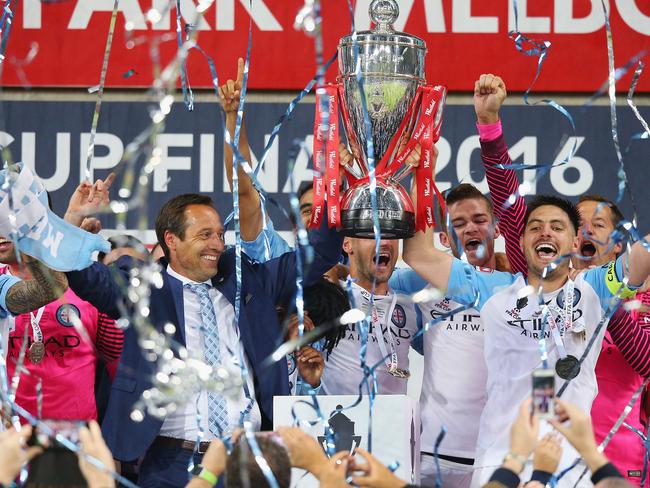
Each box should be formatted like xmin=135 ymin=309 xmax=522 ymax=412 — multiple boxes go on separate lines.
xmin=0 ymin=426 xmax=43 ymax=484
xmin=219 ymin=57 xmax=244 ymax=114
xmin=64 ymin=173 xmax=115 ymax=227
xmin=474 ymin=73 xmax=507 ymax=125
xmin=78 ymin=421 xmax=116 ymax=488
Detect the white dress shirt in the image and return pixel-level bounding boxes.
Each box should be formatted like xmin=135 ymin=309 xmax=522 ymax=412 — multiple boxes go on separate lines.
xmin=159 ymin=265 xmax=261 ymax=440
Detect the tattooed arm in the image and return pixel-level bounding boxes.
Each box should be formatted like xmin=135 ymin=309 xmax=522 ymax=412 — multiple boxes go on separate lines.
xmin=5 ymin=258 xmax=68 ymax=315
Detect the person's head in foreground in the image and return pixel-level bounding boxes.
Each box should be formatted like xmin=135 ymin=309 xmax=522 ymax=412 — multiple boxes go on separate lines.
xmin=226 ymin=434 xmax=291 ymax=488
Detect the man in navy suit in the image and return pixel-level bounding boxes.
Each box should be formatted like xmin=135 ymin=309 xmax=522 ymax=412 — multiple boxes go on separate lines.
xmin=65 ymin=193 xmax=342 ymax=487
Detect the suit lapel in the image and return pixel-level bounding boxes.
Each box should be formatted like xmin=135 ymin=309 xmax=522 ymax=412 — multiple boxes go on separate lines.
xmin=213 ymin=257 xmax=258 ymax=367
xmin=163 ymin=266 xmax=187 ymax=345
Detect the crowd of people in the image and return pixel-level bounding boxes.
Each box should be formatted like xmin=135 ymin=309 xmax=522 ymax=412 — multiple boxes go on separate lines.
xmin=0 ymin=68 xmax=648 ymax=488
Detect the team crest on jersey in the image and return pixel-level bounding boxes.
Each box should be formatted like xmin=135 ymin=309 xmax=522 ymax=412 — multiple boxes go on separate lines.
xmin=436 ymin=298 xmax=452 ymax=312
xmin=391 ymin=304 xmax=406 ymax=328
xmin=56 ymin=304 xmax=81 ymax=327
xmin=287 ymin=354 xmax=297 ymax=375
xmin=556 ymin=288 xmax=581 ymax=309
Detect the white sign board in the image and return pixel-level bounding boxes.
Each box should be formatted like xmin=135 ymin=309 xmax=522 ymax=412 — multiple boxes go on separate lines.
xmin=273 ymin=395 xmax=420 ymax=487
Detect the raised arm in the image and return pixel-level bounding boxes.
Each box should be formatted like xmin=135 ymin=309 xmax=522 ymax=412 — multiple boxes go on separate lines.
xmin=606 ymin=305 xmax=650 ymax=377
xmin=627 ymin=235 xmax=650 ymax=288
xmin=219 ymin=58 xmax=262 ymax=242
xmin=66 ymin=257 xmax=133 ymax=320
xmin=5 ymin=258 xmax=68 ymax=315
xmin=402 ymin=144 xmax=454 ymax=292
xmin=474 ymin=74 xmax=527 ymax=276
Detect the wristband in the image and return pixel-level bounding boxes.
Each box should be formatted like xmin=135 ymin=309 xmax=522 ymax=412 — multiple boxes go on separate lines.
xmin=198 ymin=467 xmax=218 ymax=486
xmin=503 ymin=452 xmax=528 ymax=472
xmin=476 ymin=119 xmax=503 ymax=142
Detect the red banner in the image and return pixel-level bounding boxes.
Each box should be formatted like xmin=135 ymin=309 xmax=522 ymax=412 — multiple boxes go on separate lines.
xmin=5 ymin=1 xmax=650 ymax=92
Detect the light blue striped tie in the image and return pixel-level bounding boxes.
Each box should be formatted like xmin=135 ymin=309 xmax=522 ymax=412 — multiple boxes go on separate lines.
xmin=185 ymin=283 xmax=229 ymax=436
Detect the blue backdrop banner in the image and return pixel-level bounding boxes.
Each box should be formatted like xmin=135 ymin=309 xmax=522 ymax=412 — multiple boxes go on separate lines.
xmin=1 ymin=100 xmax=648 ymax=234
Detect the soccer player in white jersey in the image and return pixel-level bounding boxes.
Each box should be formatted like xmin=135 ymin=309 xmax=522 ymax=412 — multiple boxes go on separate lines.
xmin=403 ymin=193 xmax=650 ymax=488
xmin=389 ymin=185 xmax=506 ymax=488
xmin=389 ymin=74 xmax=525 ymax=488
xmin=319 ymin=237 xmax=419 ymax=395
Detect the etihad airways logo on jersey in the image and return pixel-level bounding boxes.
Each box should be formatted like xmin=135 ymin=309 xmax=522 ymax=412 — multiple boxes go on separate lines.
xmin=506 ymin=310 xmax=584 ymax=338
xmin=428 ymin=310 xmax=483 ymax=332
xmin=342 ymin=322 xmax=412 ymax=345
xmin=8 ymin=335 xmax=82 ymax=360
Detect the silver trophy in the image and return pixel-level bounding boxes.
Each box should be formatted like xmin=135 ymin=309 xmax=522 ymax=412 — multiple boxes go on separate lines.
xmin=337 ymin=0 xmax=429 ymax=239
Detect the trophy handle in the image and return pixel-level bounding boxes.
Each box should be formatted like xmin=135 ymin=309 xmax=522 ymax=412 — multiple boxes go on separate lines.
xmin=386 ymin=86 xmax=446 ymax=184
xmin=343 ymin=157 xmax=366 ymax=180
xmin=388 ymin=162 xmax=415 ymax=184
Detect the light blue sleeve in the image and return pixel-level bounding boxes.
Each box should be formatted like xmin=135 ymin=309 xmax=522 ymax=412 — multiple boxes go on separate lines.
xmin=296 ymin=378 xmax=322 ymax=395
xmin=389 ymin=268 xmax=428 ymax=294
xmin=447 ymin=258 xmax=516 ymax=311
xmin=241 ymin=218 xmax=293 ymax=263
xmin=583 ymin=255 xmax=638 ymax=305
xmin=0 ymin=274 xmax=21 ymax=318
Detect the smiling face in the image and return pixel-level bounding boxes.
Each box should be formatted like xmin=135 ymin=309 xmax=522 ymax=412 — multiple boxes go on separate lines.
xmin=343 ymin=237 xmax=398 ymax=293
xmin=440 ymin=198 xmax=500 ymax=268
xmin=165 ymin=204 xmax=225 ymax=283
xmin=522 ymin=205 xmax=578 ymax=280
xmin=575 ymin=200 xmax=622 ymax=269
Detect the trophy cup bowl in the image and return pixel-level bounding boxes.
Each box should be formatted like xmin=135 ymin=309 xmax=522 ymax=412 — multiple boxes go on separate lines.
xmin=337 ymin=0 xmax=427 ymax=239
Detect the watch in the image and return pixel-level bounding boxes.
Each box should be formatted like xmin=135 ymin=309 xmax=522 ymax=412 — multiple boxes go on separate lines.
xmin=191 ymin=464 xmax=218 ymax=486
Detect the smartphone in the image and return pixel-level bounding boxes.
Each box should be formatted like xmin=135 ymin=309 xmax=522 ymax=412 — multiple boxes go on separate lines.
xmin=26 ymin=420 xmax=88 ymax=487
xmin=532 ymin=368 xmax=555 ymax=419
xmin=28 ymin=419 xmax=85 ymax=448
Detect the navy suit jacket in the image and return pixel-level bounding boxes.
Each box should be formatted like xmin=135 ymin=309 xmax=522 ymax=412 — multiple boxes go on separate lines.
xmin=66 ymin=222 xmax=342 ymax=461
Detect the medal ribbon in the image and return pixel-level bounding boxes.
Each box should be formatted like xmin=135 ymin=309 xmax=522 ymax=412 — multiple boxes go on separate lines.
xmin=360 ymin=289 xmax=400 ymax=374
xmin=29 ymin=307 xmax=44 ymax=345
xmin=547 ymin=280 xmax=575 ymax=360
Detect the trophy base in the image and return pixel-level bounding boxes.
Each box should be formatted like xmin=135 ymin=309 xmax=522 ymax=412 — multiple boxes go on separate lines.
xmin=341 ymin=208 xmax=415 ymax=239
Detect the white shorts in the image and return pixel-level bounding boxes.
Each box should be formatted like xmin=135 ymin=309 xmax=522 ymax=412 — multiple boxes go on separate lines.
xmin=421 ymin=453 xmax=474 ymax=488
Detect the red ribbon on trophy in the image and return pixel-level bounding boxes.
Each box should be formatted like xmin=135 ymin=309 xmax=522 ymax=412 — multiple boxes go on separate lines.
xmin=310 ymin=83 xmax=447 ymax=234
xmin=311 ymin=86 xmax=341 ymax=228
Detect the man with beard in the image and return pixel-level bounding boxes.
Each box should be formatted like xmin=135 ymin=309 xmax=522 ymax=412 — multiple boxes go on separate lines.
xmin=387 ymin=73 xmax=527 ymax=487
xmin=0 ymin=235 xmax=123 ymax=423
xmin=318 ymin=236 xmax=419 ymax=395
xmin=0 ymin=177 xmax=124 ymax=425
xmin=474 ymin=73 xmax=650 ymax=484
xmin=403 ymin=189 xmax=650 ymax=487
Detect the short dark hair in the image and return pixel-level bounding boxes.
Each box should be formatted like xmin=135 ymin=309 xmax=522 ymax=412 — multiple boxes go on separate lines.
xmin=525 ymin=195 xmax=580 ymax=234
xmin=304 ymin=278 xmax=351 ymax=358
xmin=155 ymin=194 xmax=214 ymax=260
xmin=226 ymin=434 xmax=291 ymax=488
xmin=437 ymin=183 xmax=494 ymax=231
xmin=578 ymin=194 xmax=625 ymax=227
xmin=297 ymin=181 xmax=313 ymax=202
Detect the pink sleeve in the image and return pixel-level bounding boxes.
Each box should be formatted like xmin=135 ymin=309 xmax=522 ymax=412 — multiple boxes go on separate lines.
xmin=476 ymin=120 xmax=503 ymax=142
xmin=95 ymin=313 xmax=124 ymax=380
xmin=478 ymin=128 xmax=528 ymax=277
xmin=607 ymin=300 xmax=650 ymax=378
